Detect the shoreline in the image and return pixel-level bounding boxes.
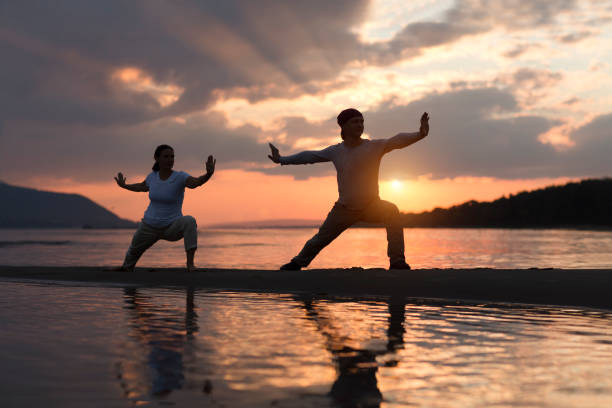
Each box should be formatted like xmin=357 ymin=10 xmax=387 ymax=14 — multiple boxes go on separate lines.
xmin=1 ymin=266 xmax=610 ymax=310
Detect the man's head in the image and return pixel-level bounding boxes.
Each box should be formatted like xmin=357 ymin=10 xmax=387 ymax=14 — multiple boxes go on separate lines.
xmin=337 ymin=108 xmax=364 ymax=140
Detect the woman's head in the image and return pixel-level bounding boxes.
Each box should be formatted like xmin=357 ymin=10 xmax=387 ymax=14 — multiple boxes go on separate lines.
xmin=152 ymin=144 xmax=174 ymax=172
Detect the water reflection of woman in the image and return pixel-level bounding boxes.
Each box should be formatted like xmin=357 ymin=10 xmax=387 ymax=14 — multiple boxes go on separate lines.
xmin=113 ymin=144 xmax=215 ymax=272
xmin=117 ymin=287 xmax=198 ymax=399
xmin=297 ymin=296 xmax=407 ymax=408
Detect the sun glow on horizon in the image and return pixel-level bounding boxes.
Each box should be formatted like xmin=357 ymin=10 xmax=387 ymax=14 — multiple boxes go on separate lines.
xmin=391 ymin=179 xmax=403 ymax=191
xmin=21 ymin=173 xmax=579 ymax=225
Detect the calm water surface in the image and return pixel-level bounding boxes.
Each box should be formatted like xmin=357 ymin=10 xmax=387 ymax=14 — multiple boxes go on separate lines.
xmin=1 ymin=227 xmax=612 ymax=269
xmin=1 ymin=281 xmax=611 ymax=407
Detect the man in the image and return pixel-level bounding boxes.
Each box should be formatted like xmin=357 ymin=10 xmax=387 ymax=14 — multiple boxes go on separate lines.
xmin=268 ymin=108 xmax=429 ymax=270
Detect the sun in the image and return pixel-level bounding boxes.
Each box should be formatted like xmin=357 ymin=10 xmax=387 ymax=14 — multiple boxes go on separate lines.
xmin=391 ymin=179 xmax=403 ymax=191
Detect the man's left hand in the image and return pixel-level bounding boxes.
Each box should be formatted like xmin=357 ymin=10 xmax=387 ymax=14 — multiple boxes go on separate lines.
xmin=206 ymin=155 xmax=216 ymax=175
xmin=420 ymin=112 xmax=429 ymax=137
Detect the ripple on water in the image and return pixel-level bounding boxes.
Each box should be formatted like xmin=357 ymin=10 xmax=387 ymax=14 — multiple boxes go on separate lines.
xmin=0 ymin=282 xmax=611 ymax=407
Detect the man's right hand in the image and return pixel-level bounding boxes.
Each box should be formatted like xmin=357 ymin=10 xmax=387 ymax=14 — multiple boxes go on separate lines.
xmin=268 ymin=143 xmax=281 ymax=163
xmin=114 ymin=172 xmax=127 ymax=188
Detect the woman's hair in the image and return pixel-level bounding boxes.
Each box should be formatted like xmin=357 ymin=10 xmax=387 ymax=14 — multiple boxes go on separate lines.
xmin=152 ymin=144 xmax=174 ymax=171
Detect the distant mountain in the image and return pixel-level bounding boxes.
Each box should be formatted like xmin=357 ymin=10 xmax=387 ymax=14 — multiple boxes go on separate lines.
xmin=400 ymin=178 xmax=612 ymax=228
xmin=0 ymin=181 xmax=137 ymax=228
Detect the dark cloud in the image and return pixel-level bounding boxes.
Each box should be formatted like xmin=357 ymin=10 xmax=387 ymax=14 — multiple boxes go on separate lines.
xmin=1 ymin=0 xmax=608 ymax=186
xmin=496 ymin=68 xmax=563 ymax=90
xmin=562 ymin=97 xmax=581 ymax=105
xmin=562 ymin=113 xmax=612 ymax=177
xmin=251 ymin=87 xmax=612 ymax=181
xmin=0 ymin=112 xmax=269 ymax=182
xmin=557 ymin=30 xmax=596 ymax=43
xmin=368 ymin=0 xmax=578 ymax=64
xmin=366 ymin=88 xmax=559 ymax=179
xmin=0 ymin=0 xmax=586 ymax=129
xmin=445 ymin=0 xmax=577 ymax=30
xmin=0 ymin=0 xmax=370 ymax=126
xmin=502 ymin=43 xmax=542 ymax=58
xmin=2 ymin=85 xmax=610 ymax=185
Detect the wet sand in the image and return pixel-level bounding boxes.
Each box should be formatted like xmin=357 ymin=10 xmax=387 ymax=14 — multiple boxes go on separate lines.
xmin=1 ymin=265 xmax=610 ymax=309
xmin=0 ymin=266 xmax=610 ymax=309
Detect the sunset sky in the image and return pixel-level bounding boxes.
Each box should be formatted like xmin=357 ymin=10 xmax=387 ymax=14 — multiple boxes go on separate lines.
xmin=1 ymin=0 xmax=611 ymax=224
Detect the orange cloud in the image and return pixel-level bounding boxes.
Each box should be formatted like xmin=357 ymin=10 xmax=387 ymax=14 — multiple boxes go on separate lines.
xmin=112 ymin=66 xmax=183 ymax=107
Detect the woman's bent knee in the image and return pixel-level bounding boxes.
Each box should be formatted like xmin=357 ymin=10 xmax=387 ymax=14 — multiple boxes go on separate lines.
xmin=183 ymin=215 xmax=197 ymax=227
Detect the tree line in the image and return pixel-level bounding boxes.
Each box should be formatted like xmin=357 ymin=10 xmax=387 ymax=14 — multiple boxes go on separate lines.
xmin=398 ymin=178 xmax=612 ymax=228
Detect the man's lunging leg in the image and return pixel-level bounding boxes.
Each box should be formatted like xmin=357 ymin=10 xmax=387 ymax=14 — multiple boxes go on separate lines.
xmin=363 ymin=200 xmax=409 ymax=270
xmin=282 ymin=204 xmax=356 ymax=270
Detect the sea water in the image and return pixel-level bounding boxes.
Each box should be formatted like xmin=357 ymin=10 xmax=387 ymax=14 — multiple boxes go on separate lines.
xmin=1 ymin=282 xmax=611 ymax=407
xmin=2 ymin=228 xmax=612 ymax=407
xmin=1 ymin=227 xmax=612 ymax=269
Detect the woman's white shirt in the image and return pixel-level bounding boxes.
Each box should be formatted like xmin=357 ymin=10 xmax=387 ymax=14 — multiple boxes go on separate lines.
xmin=142 ymin=171 xmax=191 ymax=228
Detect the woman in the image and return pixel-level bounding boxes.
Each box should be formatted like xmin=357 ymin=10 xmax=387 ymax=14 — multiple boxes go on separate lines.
xmin=114 ymin=144 xmax=215 ymax=272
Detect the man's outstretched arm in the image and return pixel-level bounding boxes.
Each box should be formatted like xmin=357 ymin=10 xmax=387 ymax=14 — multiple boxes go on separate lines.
xmin=268 ymin=143 xmax=332 ymax=165
xmin=383 ymin=112 xmax=429 ymax=153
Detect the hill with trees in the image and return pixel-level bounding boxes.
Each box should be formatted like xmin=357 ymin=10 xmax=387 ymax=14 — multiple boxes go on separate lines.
xmin=399 ymin=178 xmax=612 ymax=228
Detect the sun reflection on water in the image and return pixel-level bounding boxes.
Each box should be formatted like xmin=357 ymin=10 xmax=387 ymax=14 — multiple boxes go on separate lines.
xmin=1 ymin=283 xmax=611 ymax=407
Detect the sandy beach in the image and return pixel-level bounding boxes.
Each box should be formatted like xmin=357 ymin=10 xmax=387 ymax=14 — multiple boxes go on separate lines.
xmin=1 ymin=266 xmax=610 ymax=310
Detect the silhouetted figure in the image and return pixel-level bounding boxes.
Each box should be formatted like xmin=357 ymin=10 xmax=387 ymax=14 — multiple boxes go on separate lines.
xmin=296 ymin=296 xmax=407 ymax=407
xmin=113 ymin=144 xmax=215 ymax=272
xmin=269 ymin=109 xmax=429 ymax=270
xmin=118 ymin=287 xmax=199 ymax=399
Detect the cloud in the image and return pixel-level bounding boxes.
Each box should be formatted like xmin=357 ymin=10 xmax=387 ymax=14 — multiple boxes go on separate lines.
xmin=251 ymin=86 xmax=612 ymax=181
xmin=502 ymin=42 xmax=543 ymax=58
xmin=0 ymin=111 xmax=269 ymax=183
xmin=493 ymin=68 xmax=563 ymax=106
xmin=2 ymin=0 xmax=610 ymax=188
xmin=445 ymin=0 xmax=576 ymax=29
xmin=366 ymin=88 xmax=560 ymax=179
xmin=367 ymin=0 xmax=580 ymax=64
xmin=557 ymin=30 xmax=597 ymax=43
xmin=563 ymin=113 xmax=612 ymax=176
xmin=247 ymin=87 xmax=555 ymax=180
xmin=0 ymin=0 xmax=372 ymax=127
xmin=562 ymin=97 xmax=581 ymax=105
xmin=0 ymin=0 xmax=588 ymax=129
xmin=2 ymin=83 xmax=611 ymax=186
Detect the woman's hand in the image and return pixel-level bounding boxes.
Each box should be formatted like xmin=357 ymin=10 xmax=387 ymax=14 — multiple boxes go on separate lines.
xmin=115 ymin=173 xmax=148 ymax=192
xmin=114 ymin=172 xmax=127 ymax=188
xmin=206 ymin=155 xmax=216 ymax=175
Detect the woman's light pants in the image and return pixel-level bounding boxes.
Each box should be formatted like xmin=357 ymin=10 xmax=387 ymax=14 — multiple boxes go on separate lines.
xmin=122 ymin=215 xmax=197 ymax=270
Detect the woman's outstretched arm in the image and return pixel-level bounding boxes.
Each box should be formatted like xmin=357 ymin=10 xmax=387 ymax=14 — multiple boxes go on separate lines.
xmin=114 ymin=173 xmax=149 ymax=192
xmin=186 ymin=155 xmax=216 ymax=189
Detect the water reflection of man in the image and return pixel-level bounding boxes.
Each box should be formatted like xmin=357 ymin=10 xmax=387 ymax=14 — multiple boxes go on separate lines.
xmin=269 ymin=110 xmax=429 ymax=270
xmin=297 ymin=296 xmax=407 ymax=408
xmin=118 ymin=287 xmax=198 ymax=400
